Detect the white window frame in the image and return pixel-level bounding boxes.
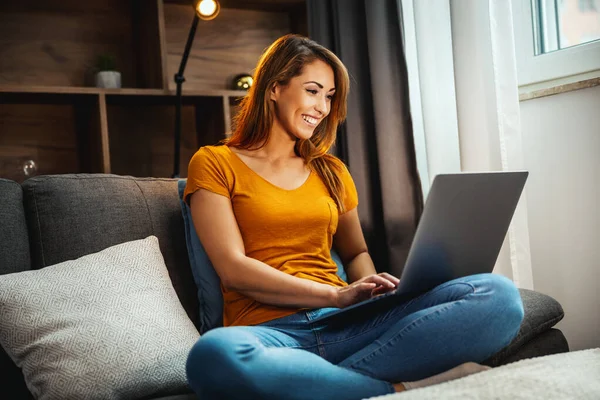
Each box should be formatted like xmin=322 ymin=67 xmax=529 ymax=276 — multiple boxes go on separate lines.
xmin=512 ymin=0 xmax=600 ymax=89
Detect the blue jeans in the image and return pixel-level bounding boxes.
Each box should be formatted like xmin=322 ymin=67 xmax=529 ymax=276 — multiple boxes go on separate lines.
xmin=186 ymin=273 xmax=524 ymax=400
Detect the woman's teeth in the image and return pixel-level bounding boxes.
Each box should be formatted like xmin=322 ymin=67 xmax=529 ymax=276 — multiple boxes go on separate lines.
xmin=302 ymin=115 xmax=317 ymax=125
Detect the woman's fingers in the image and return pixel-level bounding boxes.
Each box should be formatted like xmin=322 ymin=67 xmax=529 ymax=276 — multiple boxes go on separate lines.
xmin=378 ymin=272 xmax=400 ymax=286
xmin=365 ymin=274 xmax=396 ymax=288
xmin=341 ymin=275 xmax=401 ymax=308
xmin=359 ymin=282 xmax=377 ymax=291
xmin=371 ymin=285 xmax=396 ymax=296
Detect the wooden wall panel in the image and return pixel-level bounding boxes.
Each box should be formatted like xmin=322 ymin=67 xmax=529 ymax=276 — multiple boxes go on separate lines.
xmin=107 ymin=102 xmax=216 ymax=178
xmin=0 ymin=0 xmax=136 ymax=87
xmin=195 ymin=97 xmax=227 ymax=146
xmin=289 ymin=3 xmax=308 ymax=36
xmin=0 ymin=104 xmax=78 ymax=148
xmin=132 ymin=0 xmax=168 ymax=89
xmin=0 ymin=104 xmax=80 ymax=182
xmin=164 ymin=5 xmax=290 ymax=91
xmin=74 ymin=94 xmax=109 ymax=174
xmin=0 ymin=146 xmax=80 ymax=183
xmin=228 ymin=95 xmax=243 ymax=136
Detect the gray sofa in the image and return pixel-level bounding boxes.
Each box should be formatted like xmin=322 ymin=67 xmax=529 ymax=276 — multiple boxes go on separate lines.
xmin=0 ymin=174 xmax=569 ymax=399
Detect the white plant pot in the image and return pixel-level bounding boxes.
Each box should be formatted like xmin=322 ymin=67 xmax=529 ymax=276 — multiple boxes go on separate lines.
xmin=95 ymin=71 xmax=121 ymax=89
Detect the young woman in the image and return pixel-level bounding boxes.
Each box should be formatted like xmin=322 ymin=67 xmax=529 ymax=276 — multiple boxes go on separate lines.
xmin=183 ymin=34 xmax=524 ymax=399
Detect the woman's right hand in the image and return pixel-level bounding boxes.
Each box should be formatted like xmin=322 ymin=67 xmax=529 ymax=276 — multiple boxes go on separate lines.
xmin=334 ymin=273 xmax=399 ymax=308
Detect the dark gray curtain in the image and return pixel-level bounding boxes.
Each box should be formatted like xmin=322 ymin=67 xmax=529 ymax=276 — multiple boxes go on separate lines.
xmin=307 ymin=0 xmax=424 ymax=276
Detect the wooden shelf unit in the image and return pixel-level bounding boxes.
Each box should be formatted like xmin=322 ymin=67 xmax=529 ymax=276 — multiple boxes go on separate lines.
xmin=0 ymin=0 xmax=306 ymax=182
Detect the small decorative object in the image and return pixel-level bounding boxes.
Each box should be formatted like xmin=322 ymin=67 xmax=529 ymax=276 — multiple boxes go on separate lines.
xmin=22 ymin=159 xmax=38 ymax=178
xmin=95 ymin=55 xmax=121 ymax=89
xmin=232 ymin=74 xmax=253 ymax=91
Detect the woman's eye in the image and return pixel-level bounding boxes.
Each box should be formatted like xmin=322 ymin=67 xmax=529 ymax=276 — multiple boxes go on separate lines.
xmin=327 ymin=95 xmax=334 ymax=101
xmin=306 ymin=89 xmax=318 ymax=95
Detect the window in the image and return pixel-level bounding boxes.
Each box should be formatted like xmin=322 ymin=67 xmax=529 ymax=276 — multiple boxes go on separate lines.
xmin=532 ymin=0 xmax=600 ymax=55
xmin=579 ymin=0 xmax=597 ymax=12
xmin=512 ymin=0 xmax=600 ymax=87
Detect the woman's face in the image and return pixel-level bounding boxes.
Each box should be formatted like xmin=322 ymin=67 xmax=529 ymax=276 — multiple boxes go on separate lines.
xmin=270 ymin=59 xmax=336 ymax=141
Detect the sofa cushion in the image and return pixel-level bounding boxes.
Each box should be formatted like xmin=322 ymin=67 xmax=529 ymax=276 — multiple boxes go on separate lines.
xmin=0 ymin=178 xmax=30 ymax=275
xmin=21 ymin=174 xmax=198 ymax=327
xmin=153 ymin=395 xmax=196 ymax=400
xmin=177 ymin=179 xmax=349 ymax=333
xmin=0 ymin=178 xmax=33 ymax=399
xmin=177 ymin=180 xmax=224 ymax=333
xmin=0 ymin=236 xmax=199 ymax=400
xmin=497 ymin=328 xmax=569 ymax=365
xmin=483 ymin=288 xmax=566 ymax=366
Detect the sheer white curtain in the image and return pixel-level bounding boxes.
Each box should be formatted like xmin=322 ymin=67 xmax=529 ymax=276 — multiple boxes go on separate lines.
xmin=452 ymin=0 xmax=534 ymax=289
xmin=406 ymin=0 xmax=535 ymax=289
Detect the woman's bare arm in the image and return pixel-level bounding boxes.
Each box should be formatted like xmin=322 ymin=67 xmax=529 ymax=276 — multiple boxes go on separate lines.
xmin=333 ymin=208 xmax=399 ymax=290
xmin=189 ymin=189 xmax=340 ymax=308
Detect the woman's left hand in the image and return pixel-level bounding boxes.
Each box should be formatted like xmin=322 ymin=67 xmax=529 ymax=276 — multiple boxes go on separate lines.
xmin=335 ymin=273 xmax=400 ymax=308
xmin=363 ymin=272 xmax=400 ymax=297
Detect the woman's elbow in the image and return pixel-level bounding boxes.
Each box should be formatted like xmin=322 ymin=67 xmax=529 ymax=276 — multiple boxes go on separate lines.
xmin=343 ymin=248 xmax=369 ymax=265
xmin=212 ymin=254 xmax=245 ymax=291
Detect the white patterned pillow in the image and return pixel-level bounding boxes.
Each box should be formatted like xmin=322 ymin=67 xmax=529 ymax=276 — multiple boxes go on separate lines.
xmin=0 ymin=236 xmax=200 ymax=400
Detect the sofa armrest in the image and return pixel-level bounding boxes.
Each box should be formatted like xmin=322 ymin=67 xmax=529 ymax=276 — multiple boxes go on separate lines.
xmin=483 ymin=288 xmax=567 ymax=366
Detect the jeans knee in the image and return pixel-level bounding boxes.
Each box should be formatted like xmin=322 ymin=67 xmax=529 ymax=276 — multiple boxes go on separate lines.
xmin=186 ymin=328 xmax=260 ymax=395
xmin=187 ymin=329 xmax=238 ymax=391
xmin=186 ymin=330 xmax=220 ymax=390
xmin=485 ymin=274 xmax=524 ymax=336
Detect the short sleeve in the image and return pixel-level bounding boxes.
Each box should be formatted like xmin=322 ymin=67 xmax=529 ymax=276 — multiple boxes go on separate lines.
xmin=338 ymin=161 xmax=358 ymax=214
xmin=184 ymin=147 xmax=232 ymax=205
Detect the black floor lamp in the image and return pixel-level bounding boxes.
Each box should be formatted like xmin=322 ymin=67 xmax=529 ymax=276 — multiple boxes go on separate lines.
xmin=173 ymin=0 xmax=221 ymax=178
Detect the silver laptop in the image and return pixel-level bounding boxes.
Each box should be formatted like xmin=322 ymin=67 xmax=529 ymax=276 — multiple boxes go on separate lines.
xmin=312 ymin=171 xmax=529 ymax=322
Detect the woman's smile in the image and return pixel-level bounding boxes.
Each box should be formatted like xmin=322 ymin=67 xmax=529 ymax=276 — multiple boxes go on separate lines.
xmin=302 ymin=114 xmax=320 ymax=127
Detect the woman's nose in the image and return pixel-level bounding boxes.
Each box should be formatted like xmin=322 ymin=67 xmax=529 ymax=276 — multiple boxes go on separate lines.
xmin=315 ymin=95 xmax=327 ymax=115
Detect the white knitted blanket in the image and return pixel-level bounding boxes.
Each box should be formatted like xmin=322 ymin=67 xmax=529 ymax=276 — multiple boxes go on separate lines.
xmin=368 ymin=348 xmax=600 ymax=400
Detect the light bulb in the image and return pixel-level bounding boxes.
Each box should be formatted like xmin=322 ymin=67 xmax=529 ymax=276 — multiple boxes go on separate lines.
xmin=197 ymin=0 xmax=219 ymax=20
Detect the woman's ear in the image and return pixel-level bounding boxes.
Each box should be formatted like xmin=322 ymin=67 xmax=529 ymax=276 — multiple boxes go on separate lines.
xmin=269 ymin=82 xmax=279 ymax=102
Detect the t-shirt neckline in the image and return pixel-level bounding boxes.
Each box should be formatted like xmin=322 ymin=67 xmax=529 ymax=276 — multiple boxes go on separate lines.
xmin=225 ymin=145 xmax=313 ymax=192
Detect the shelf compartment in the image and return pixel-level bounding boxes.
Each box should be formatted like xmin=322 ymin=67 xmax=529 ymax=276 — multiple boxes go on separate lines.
xmin=0 ymin=93 xmax=104 ymax=182
xmin=106 ymin=95 xmax=225 ymax=178
xmin=226 ymin=94 xmax=245 ymax=136
xmin=0 ymin=85 xmax=248 ymax=98
xmin=0 ymin=0 xmax=166 ymax=89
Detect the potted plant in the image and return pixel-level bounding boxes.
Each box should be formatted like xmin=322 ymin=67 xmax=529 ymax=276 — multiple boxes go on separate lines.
xmin=95 ymin=55 xmax=121 ymax=89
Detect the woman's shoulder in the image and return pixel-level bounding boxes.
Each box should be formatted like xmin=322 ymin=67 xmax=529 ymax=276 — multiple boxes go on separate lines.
xmin=194 ymin=144 xmax=230 ymax=158
xmin=187 ymin=145 xmax=237 ymax=177
xmin=185 ymin=145 xmax=234 ymax=202
xmin=191 ymin=145 xmax=234 ymax=166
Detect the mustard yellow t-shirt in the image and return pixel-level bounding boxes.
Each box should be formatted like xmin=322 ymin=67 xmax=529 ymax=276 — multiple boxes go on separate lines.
xmin=183 ymin=145 xmax=359 ymax=327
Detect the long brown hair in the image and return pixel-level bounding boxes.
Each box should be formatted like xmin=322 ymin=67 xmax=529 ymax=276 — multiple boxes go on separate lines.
xmin=224 ymin=34 xmax=351 ymax=212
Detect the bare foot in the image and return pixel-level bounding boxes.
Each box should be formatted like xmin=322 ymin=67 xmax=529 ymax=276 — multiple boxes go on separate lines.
xmin=392 ymin=382 xmax=406 ymax=392
xmin=394 ymin=362 xmax=492 ymax=391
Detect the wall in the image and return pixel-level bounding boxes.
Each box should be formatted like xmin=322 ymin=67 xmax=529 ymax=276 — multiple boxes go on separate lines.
xmin=519 ymin=85 xmax=600 ymax=351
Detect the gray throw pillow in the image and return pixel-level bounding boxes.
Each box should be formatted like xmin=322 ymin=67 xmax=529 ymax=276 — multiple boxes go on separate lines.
xmin=0 ymin=236 xmax=200 ymax=400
